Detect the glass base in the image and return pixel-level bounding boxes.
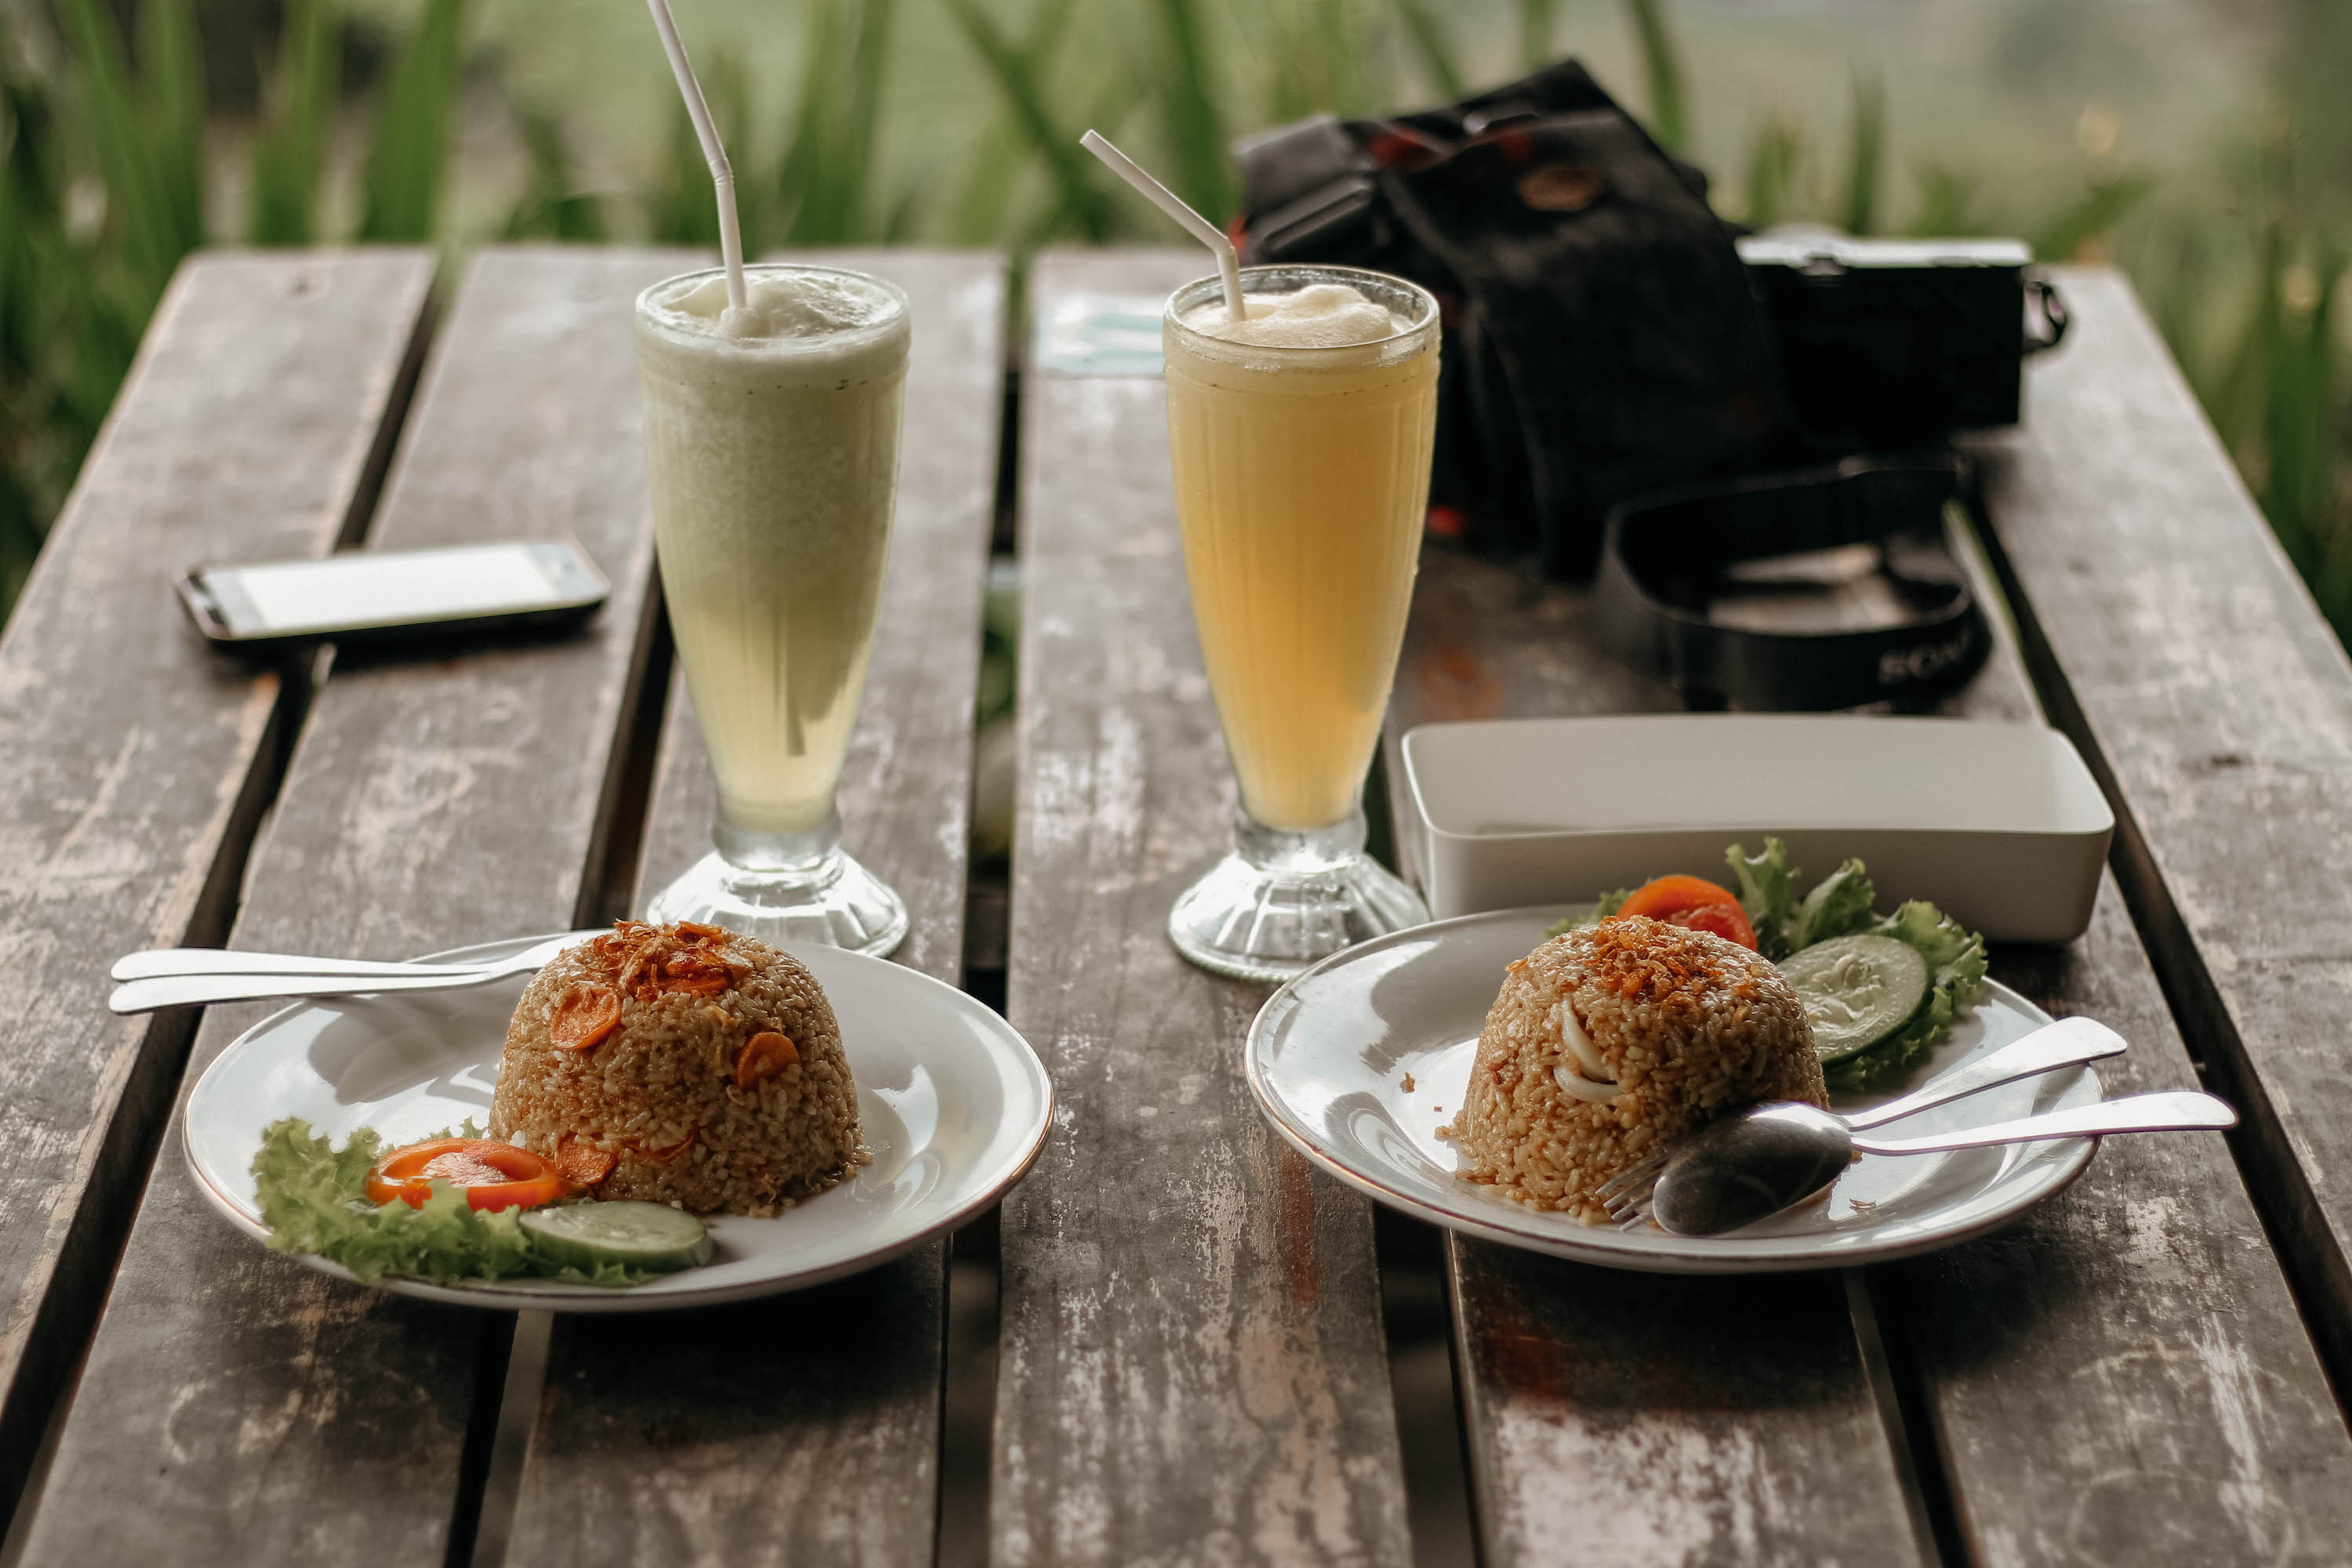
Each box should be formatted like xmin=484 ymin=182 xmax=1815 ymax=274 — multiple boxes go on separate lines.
xmin=644 ymin=845 xmax=907 ymax=958
xmin=1167 ymin=808 xmax=1431 ymax=984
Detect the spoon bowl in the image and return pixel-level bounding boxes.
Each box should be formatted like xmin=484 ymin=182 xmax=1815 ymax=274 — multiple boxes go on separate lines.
xmin=1650 ymin=1104 xmax=1854 ymax=1236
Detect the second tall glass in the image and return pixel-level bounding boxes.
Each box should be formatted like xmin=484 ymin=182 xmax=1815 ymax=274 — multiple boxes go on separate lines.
xmin=1162 ymin=263 xmax=1442 ymax=982
xmin=633 ymin=263 xmax=909 ymax=955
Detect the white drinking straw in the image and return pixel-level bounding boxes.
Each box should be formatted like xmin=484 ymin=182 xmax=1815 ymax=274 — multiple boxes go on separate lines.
xmin=1080 ymin=129 xmax=1243 ymax=323
xmin=643 ymin=0 xmax=746 ymax=314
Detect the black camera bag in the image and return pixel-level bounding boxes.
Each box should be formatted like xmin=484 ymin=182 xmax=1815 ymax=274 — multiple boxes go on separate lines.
xmin=1236 ymin=60 xmax=1795 ymax=577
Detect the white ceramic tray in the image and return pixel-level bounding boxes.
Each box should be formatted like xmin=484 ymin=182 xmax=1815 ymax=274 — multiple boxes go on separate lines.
xmin=1399 ymin=714 xmax=2112 ymax=942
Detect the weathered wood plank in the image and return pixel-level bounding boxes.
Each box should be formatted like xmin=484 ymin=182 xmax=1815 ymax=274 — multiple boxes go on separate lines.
xmin=1385 ymin=339 xmax=2352 ymax=1563
xmin=991 ymin=249 xmax=1410 ymax=1566
xmin=1385 ymin=555 xmax=1926 ymax=1567
xmin=16 ymin=246 xmax=695 ymax=1563
xmin=1889 ymin=877 xmax=2352 ymax=1566
xmin=1882 ymin=531 xmax=2352 ymax=1563
xmin=0 ymin=248 xmax=434 ymax=1520
xmin=1902 ymin=265 xmax=2352 ymax=1562
xmin=1449 ymin=1255 xmax=1922 ymax=1568
xmin=1963 ymin=268 xmax=2352 ymax=1381
xmin=505 ymin=249 xmax=1006 ymax=1567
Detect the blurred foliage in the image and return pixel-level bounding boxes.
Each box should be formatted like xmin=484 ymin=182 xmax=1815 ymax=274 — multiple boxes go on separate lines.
xmin=0 ymin=0 xmax=466 ymax=615
xmin=357 ymin=0 xmax=464 ymax=240
xmin=2 ymin=0 xmax=2350 ymax=650
xmin=248 ymin=0 xmax=338 ymax=244
xmin=1623 ymin=0 xmax=1682 ymax=154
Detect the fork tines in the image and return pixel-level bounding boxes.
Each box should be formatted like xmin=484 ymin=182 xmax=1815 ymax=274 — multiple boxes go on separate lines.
xmin=1598 ymin=1149 xmax=1667 ymax=1228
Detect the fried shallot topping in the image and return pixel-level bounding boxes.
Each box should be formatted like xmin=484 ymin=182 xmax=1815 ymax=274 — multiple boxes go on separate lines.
xmin=582 ymin=919 xmax=753 ymax=1004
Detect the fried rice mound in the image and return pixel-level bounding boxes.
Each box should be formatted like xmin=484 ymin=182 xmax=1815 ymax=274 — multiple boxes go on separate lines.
xmin=488 ymin=920 xmax=869 ymax=1217
xmin=1440 ymin=915 xmax=1825 ymax=1222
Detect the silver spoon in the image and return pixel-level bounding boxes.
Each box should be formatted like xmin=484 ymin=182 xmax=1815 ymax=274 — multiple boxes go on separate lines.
xmin=1642 ymin=1090 xmax=2238 ymax=1236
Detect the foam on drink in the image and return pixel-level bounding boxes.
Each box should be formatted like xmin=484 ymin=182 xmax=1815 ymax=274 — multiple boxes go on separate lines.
xmin=1178 ymin=282 xmax=1406 ymax=350
xmin=653 ymin=269 xmax=899 ymax=342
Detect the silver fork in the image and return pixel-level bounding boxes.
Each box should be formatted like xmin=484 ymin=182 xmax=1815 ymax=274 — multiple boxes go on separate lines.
xmin=106 ymin=933 xmax=584 ymax=1014
xmin=1597 ymin=1015 xmax=2127 ymax=1229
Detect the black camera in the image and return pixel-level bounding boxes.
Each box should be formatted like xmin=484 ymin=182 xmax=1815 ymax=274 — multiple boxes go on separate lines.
xmin=1737 ymin=233 xmax=2067 ymax=451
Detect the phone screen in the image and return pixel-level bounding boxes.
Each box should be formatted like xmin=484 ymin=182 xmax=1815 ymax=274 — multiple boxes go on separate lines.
xmin=195 ymin=543 xmax=597 ymax=637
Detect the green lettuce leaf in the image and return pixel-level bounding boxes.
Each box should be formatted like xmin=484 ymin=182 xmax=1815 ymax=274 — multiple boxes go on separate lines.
xmin=1788 ymin=858 xmax=1876 ymax=952
xmin=1725 ymin=840 xmax=1799 ymax=958
xmin=250 ymin=1118 xmax=654 ymax=1288
xmin=1541 ymin=887 xmax=1632 ymax=941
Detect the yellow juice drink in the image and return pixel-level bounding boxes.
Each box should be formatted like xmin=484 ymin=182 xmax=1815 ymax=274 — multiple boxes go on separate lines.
xmin=1163 ymin=269 xmax=1440 ymax=831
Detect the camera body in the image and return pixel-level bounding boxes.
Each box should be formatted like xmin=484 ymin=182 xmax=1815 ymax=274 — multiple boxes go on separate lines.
xmin=1738 ymin=234 xmax=2056 ymax=451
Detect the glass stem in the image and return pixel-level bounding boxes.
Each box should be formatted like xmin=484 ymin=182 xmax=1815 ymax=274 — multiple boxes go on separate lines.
xmin=1232 ymin=805 xmax=1370 ymax=876
xmin=713 ymin=804 xmax=845 ymax=887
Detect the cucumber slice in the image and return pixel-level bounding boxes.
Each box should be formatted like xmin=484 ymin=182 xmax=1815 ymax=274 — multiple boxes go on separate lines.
xmin=520 ymin=1200 xmax=713 ymax=1274
xmin=1780 ymin=933 xmax=1931 ymax=1063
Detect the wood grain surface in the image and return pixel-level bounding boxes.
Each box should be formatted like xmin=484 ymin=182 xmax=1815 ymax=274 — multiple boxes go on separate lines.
xmin=1384 ymin=297 xmax=2352 ymax=1563
xmin=0 ymin=249 xmax=434 ymax=1523
xmin=503 ymin=249 xmax=1007 ymax=1568
xmin=1962 ymin=266 xmax=2352 ymax=1394
xmin=992 ymin=249 xmax=1411 ymax=1567
xmin=1450 ymin=1257 xmax=1924 ymax=1568
xmin=16 ymin=247 xmax=694 ymax=1564
xmin=1385 ymin=553 xmax=1928 ymax=1568
xmin=1898 ymin=459 xmax=2352 ymax=1565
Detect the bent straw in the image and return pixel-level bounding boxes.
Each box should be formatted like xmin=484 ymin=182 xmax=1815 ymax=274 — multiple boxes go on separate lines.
xmin=1080 ymin=129 xmax=1243 ymax=322
xmin=643 ymin=0 xmax=746 ymax=313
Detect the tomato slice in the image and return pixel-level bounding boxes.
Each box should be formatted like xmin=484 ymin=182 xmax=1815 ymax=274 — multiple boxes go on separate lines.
xmin=1610 ymin=874 xmax=1759 ymax=951
xmin=364 ymin=1138 xmax=565 ymax=1213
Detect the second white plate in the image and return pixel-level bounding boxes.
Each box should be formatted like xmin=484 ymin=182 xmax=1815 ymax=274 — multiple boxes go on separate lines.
xmin=184 ymin=932 xmax=1053 ymax=1311
xmin=1247 ymin=906 xmax=2098 ymax=1274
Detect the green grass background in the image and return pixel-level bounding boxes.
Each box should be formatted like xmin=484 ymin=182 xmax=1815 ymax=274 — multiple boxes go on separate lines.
xmin=2 ymin=0 xmax=2348 ymax=633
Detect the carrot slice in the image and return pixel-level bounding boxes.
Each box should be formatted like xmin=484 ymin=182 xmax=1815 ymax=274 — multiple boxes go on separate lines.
xmin=550 ymin=986 xmax=622 ymax=1052
xmin=733 ymin=1031 xmax=799 ymax=1091
xmin=557 ymin=1138 xmax=616 ymax=1190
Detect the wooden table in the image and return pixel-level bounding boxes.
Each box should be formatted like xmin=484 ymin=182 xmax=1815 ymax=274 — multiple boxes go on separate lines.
xmin=0 ymin=243 xmax=2348 ymax=1566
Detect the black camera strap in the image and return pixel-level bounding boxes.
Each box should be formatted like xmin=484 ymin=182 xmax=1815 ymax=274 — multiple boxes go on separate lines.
xmin=1592 ymin=456 xmax=1991 ymax=710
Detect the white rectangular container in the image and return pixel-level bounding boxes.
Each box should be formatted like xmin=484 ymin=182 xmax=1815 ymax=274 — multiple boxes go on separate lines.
xmin=1399 ymin=715 xmax=2113 ymax=943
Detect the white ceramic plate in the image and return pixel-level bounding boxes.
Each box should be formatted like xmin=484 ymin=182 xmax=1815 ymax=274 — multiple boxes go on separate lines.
xmin=1247 ymin=907 xmax=2099 ymax=1274
xmin=184 ymin=932 xmax=1053 ymax=1311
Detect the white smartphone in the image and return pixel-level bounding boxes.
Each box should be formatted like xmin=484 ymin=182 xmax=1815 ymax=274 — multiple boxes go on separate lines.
xmin=177 ymin=539 xmax=610 ymax=647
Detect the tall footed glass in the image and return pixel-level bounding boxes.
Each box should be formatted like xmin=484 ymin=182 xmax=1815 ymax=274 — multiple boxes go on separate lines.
xmin=1163 ymin=263 xmax=1441 ymax=982
xmin=633 ymin=263 xmax=909 ymax=956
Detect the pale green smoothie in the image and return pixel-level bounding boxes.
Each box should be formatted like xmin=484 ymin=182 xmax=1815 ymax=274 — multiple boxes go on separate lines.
xmin=633 ymin=264 xmax=909 ymax=838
